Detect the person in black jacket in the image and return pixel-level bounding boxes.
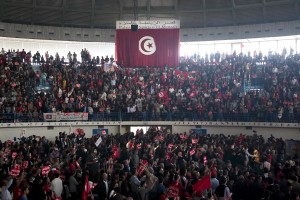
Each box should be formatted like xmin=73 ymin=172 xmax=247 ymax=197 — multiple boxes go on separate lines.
xmin=94 ymin=172 xmax=109 ymax=200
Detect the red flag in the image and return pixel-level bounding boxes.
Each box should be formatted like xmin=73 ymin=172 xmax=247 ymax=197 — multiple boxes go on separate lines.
xmin=12 ymin=152 xmax=17 ymax=159
xmin=137 ymin=160 xmax=148 ymax=176
xmin=112 ymin=145 xmax=119 ymax=159
xmin=192 ymin=138 xmax=198 ymax=144
xmin=82 ymin=176 xmax=91 ymax=200
xmin=10 ymin=168 xmax=20 ymax=177
xmin=137 ymin=143 xmax=142 ymax=149
xmin=192 ymin=175 xmax=211 ymax=192
xmin=174 ymin=70 xmax=188 ymax=80
xmin=42 ymin=165 xmax=50 ymax=176
xmin=190 ymin=149 xmax=195 ymax=156
xmin=115 ymin=21 xmax=179 ymax=68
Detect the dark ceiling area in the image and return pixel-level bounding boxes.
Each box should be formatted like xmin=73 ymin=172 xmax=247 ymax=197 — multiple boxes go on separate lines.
xmin=0 ymin=0 xmax=299 ymax=29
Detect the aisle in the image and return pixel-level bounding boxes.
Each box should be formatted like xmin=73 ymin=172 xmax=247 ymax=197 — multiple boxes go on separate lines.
xmin=31 ymin=63 xmax=50 ymax=93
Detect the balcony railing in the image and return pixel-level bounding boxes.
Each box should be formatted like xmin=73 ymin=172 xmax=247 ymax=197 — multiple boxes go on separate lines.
xmin=0 ymin=111 xmax=298 ymax=123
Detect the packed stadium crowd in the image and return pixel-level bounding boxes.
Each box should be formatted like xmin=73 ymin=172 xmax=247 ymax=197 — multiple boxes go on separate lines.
xmin=0 ymin=48 xmax=300 ymax=122
xmin=0 ymin=127 xmax=299 ymax=200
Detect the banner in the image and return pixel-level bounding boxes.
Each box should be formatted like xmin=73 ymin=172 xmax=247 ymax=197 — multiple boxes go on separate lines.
xmin=191 ymin=128 xmax=207 ymax=136
xmin=43 ymin=112 xmax=88 ymax=121
xmin=116 ymin=20 xmax=180 ymax=68
xmin=95 ymin=136 xmax=102 ymax=147
xmin=92 ymin=128 xmax=108 ymax=136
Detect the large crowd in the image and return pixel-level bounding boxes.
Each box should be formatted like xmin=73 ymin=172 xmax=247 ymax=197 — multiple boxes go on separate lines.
xmin=0 ymin=128 xmax=299 ymax=200
xmin=0 ymin=48 xmax=300 ymax=122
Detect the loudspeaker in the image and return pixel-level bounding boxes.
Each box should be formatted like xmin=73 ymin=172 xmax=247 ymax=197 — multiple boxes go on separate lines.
xmin=131 ymin=24 xmax=138 ymax=32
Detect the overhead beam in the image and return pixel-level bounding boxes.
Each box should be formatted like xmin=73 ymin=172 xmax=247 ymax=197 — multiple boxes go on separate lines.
xmin=91 ymin=0 xmax=95 ymax=28
xmin=203 ymin=0 xmax=207 ymax=27
xmin=31 ymin=0 xmax=37 ymax=24
xmin=61 ymin=0 xmax=66 ymax=26
xmin=231 ymin=0 xmax=236 ymax=25
xmin=174 ymin=0 xmax=179 ymax=19
xmin=0 ymin=0 xmax=3 ymax=20
xmin=2 ymin=0 xmax=295 ymax=21
xmin=146 ymin=0 xmax=151 ymax=20
xmin=262 ymin=0 xmax=266 ymax=23
xmin=295 ymin=0 xmax=300 ymax=19
xmin=119 ymin=0 xmax=123 ymax=20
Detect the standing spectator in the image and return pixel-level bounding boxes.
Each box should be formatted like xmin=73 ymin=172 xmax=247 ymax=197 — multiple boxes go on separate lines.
xmin=69 ymin=170 xmax=79 ymax=200
xmin=94 ymin=172 xmax=109 ymax=200
xmin=20 ymin=185 xmax=30 ymax=200
xmin=50 ymin=172 xmax=63 ymax=199
xmin=215 ymin=176 xmax=232 ymax=200
xmin=1 ymin=177 xmax=13 ymax=200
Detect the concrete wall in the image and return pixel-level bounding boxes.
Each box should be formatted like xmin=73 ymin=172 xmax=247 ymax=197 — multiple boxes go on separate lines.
xmin=0 ymin=20 xmax=299 ymax=43
xmin=0 ymin=121 xmax=299 ymax=141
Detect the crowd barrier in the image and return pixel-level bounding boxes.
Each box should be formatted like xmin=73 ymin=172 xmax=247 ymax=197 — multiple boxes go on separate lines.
xmin=0 ymin=111 xmax=299 ymax=123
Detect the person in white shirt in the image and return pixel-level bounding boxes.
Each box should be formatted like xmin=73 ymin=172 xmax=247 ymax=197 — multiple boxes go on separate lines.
xmin=50 ymin=172 xmax=63 ymax=198
xmin=69 ymin=171 xmax=79 ymax=200
xmin=1 ymin=177 xmax=13 ymax=200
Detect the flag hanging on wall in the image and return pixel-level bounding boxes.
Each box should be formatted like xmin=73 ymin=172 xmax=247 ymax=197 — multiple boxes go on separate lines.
xmin=115 ymin=20 xmax=180 ymax=68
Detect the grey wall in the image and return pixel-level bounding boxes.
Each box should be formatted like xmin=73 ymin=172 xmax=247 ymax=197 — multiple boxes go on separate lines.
xmin=0 ymin=20 xmax=299 ymax=43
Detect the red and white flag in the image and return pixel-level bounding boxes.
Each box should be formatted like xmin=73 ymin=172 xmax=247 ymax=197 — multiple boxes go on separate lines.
xmin=10 ymin=168 xmax=20 ymax=177
xmin=42 ymin=165 xmax=50 ymax=176
xmin=22 ymin=161 xmax=28 ymax=169
xmin=12 ymin=152 xmax=17 ymax=159
xmin=190 ymin=149 xmax=195 ymax=156
xmin=192 ymin=138 xmax=198 ymax=144
xmin=82 ymin=176 xmax=91 ymax=200
xmin=116 ymin=20 xmax=180 ymax=67
xmin=137 ymin=160 xmax=148 ymax=176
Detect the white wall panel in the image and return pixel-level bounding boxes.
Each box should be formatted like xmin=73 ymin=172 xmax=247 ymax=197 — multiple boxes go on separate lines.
xmin=0 ymin=123 xmax=299 ymax=142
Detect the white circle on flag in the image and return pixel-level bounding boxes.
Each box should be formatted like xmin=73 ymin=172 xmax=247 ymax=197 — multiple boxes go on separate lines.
xmin=139 ymin=36 xmax=156 ymax=55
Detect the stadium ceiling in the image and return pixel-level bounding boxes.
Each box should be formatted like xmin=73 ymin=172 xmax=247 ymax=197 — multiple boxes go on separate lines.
xmin=0 ymin=0 xmax=299 ymax=29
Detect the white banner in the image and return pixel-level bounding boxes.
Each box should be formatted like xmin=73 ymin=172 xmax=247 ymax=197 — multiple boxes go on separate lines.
xmin=116 ymin=20 xmax=180 ymax=29
xmin=43 ymin=112 xmax=88 ymax=121
xmin=95 ymin=136 xmax=102 ymax=147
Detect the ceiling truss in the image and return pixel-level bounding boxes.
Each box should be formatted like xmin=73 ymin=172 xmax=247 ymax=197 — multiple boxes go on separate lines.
xmin=0 ymin=0 xmax=298 ymax=28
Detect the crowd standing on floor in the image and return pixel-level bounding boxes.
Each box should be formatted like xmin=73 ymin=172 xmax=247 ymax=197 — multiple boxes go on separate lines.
xmin=0 ymin=127 xmax=299 ymax=200
xmin=0 ymin=48 xmax=300 ymax=122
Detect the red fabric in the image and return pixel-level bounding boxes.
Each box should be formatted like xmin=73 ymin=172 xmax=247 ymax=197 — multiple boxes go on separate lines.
xmin=192 ymin=175 xmax=211 ymax=192
xmin=137 ymin=159 xmax=148 ymax=176
xmin=69 ymin=163 xmax=76 ymax=172
xmin=167 ymin=181 xmax=184 ymax=200
xmin=13 ymin=186 xmax=22 ymax=200
xmin=115 ymin=29 xmax=179 ymax=67
xmin=82 ymin=176 xmax=90 ymax=200
xmin=42 ymin=165 xmax=50 ymax=176
xmin=112 ymin=145 xmax=119 ymax=159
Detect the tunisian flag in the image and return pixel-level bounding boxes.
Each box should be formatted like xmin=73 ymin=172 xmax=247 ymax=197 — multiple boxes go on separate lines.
xmin=82 ymin=176 xmax=91 ymax=200
xmin=116 ymin=21 xmax=180 ymax=68
xmin=192 ymin=175 xmax=211 ymax=192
